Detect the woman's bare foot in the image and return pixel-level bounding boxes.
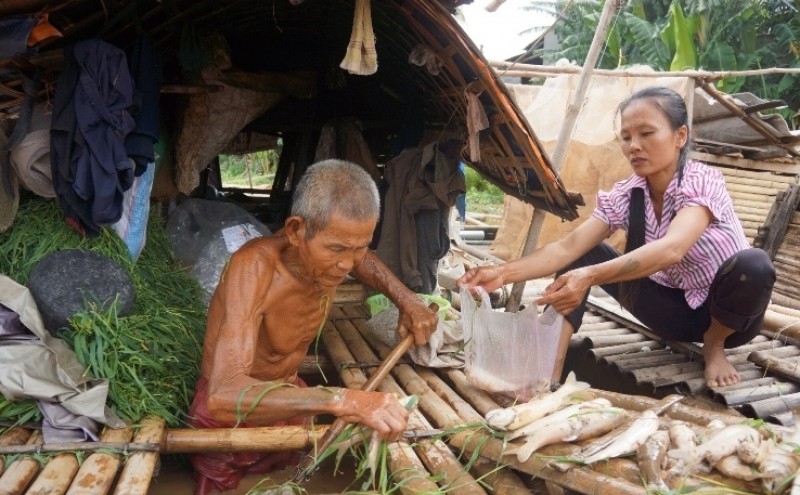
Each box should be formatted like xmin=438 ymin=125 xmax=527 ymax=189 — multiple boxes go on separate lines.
xmin=703 ymin=342 xmax=740 ymax=388
xmin=703 ymin=319 xmax=740 ymax=388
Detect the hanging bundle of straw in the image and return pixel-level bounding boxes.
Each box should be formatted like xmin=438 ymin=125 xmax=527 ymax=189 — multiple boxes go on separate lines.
xmin=340 ymin=0 xmax=378 ymax=76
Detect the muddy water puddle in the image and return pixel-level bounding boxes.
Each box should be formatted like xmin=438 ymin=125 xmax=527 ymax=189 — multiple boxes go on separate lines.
xmin=148 ymin=455 xmax=360 ymax=494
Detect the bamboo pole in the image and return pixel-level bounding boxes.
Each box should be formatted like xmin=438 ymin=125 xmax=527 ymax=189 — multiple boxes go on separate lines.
xmin=334 ymin=306 xmax=486 ymax=495
xmin=0 ymin=430 xmax=42 ymax=495
xmin=748 ymin=351 xmax=800 ymax=382
xmin=488 ymin=60 xmax=800 ymax=79
xmin=24 ymin=453 xmax=80 ymax=495
xmin=470 ymin=458 xmax=533 ymax=494
xmin=113 ymin=417 xmax=166 ymax=494
xmin=319 ymin=316 xmax=440 ymax=495
xmin=66 ymin=426 xmax=132 ymax=495
xmin=589 ymin=389 xmax=744 ymax=426
xmin=163 ymin=425 xmax=328 ymax=454
xmin=505 ymin=0 xmax=621 ymax=313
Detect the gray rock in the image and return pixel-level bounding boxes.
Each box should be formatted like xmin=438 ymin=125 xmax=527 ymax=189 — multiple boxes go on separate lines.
xmin=27 ymin=249 xmax=134 ymax=334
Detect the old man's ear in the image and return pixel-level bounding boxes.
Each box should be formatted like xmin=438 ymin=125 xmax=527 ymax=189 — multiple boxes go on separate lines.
xmin=283 ymin=215 xmax=307 ymax=245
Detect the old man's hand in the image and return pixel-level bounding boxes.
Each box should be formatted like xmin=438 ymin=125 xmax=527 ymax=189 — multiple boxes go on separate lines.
xmin=396 ymin=296 xmax=438 ymax=346
xmin=336 ymin=389 xmax=409 ymax=441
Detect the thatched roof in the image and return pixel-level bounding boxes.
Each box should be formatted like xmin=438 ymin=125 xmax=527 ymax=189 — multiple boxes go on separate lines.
xmin=0 ymin=0 xmax=581 ymax=220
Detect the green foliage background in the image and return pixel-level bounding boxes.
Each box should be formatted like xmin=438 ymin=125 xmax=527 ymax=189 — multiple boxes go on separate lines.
xmin=521 ymin=0 xmax=800 ymax=122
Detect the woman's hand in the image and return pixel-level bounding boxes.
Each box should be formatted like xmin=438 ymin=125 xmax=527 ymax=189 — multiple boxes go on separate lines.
xmin=457 ymin=264 xmax=505 ymax=293
xmin=536 ymin=267 xmax=595 ymax=315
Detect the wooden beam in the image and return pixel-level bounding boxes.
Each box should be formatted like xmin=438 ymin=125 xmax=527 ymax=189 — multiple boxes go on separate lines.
xmin=755 ymin=185 xmax=800 ymax=258
xmin=697 ymin=79 xmax=800 ymax=158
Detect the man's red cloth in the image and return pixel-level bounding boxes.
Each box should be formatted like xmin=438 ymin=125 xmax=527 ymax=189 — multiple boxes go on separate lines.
xmin=188 ymin=376 xmax=308 ymax=495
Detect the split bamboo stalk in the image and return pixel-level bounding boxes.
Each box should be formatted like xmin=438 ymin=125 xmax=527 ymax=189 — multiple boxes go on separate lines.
xmin=24 ymin=453 xmax=80 ymax=495
xmin=725 ymin=182 xmax=780 ymax=196
xmin=728 ymin=190 xmax=777 ymax=204
xmin=607 ymin=352 xmax=687 ymax=372
xmin=715 ymin=381 xmax=800 ymax=406
xmin=763 ymin=309 xmax=800 ymax=339
xmin=721 ymin=175 xmax=796 ymax=191
xmin=579 ymin=321 xmax=623 ymax=331
xmin=444 ymin=369 xmax=503 ymax=417
xmin=112 ymin=417 xmax=166 ymax=494
xmin=590 ymin=389 xmax=744 ymax=426
xmin=734 ymin=205 xmax=774 ymax=216
xmin=0 ymin=429 xmax=31 ymax=477
xmin=588 ymin=340 xmax=664 ymax=358
xmin=741 ymin=391 xmax=800 ymax=418
xmin=737 ymin=212 xmax=769 ymax=223
xmin=320 ymin=316 xmax=440 ymax=495
xmin=771 ymin=292 xmax=800 ymax=309
xmin=449 ymin=430 xmax=647 ymax=495
xmin=0 ymin=430 xmax=42 ymax=495
xmin=679 ymin=367 xmax=767 ymax=395
xmin=577 ymin=329 xmax=634 ymax=339
xmin=748 ymin=351 xmax=800 ymax=382
xmin=716 ymin=166 xmax=800 ymax=184
xmin=732 ymin=203 xmax=770 ymax=215
xmin=470 ymin=459 xmax=532 ymax=494
xmin=65 ymin=426 xmax=132 ymax=495
xmin=769 ymin=304 xmax=800 ymax=319
xmin=579 ymin=333 xmax=649 ymax=347
xmin=334 ymin=307 xmax=486 ymax=495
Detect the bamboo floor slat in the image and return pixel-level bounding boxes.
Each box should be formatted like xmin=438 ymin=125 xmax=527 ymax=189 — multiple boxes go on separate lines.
xmin=7 ymin=289 xmax=800 ymax=494
xmin=0 ymin=422 xmax=161 ymax=495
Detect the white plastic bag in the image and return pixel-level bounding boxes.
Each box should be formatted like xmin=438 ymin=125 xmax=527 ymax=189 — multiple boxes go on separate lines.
xmin=460 ymin=286 xmax=563 ymax=400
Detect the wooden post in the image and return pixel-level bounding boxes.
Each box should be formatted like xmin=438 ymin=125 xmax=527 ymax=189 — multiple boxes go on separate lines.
xmin=505 ymin=0 xmax=621 ymax=313
xmin=756 ymin=184 xmax=800 ymax=258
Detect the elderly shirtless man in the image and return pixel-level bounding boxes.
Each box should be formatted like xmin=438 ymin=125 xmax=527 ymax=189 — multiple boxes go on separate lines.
xmin=188 ymin=159 xmax=438 ymax=494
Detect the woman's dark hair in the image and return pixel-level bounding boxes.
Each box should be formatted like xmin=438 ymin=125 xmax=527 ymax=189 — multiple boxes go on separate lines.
xmin=617 ymin=87 xmax=690 ymax=310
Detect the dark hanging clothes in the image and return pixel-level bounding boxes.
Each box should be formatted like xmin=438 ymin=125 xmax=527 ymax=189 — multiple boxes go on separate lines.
xmin=415 ymin=208 xmax=450 ymax=294
xmin=50 ymin=39 xmax=135 ymax=236
xmin=125 ymin=35 xmax=162 ymax=176
xmin=50 ymin=43 xmax=97 ymax=236
xmin=376 ymin=141 xmax=465 ymax=292
xmin=0 ymin=16 xmax=36 ymax=59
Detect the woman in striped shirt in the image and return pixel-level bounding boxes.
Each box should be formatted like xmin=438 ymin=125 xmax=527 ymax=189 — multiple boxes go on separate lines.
xmin=459 ymin=86 xmax=775 ymax=389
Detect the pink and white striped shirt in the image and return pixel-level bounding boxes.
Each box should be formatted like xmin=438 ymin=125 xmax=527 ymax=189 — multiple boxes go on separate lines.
xmin=592 ymin=160 xmax=750 ymax=309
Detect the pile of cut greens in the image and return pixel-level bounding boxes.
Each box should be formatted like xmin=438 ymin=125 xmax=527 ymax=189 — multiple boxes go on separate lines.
xmin=0 ymin=198 xmax=207 ymax=426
